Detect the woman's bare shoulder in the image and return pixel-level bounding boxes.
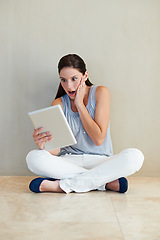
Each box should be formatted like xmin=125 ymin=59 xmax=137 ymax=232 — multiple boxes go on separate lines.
xmin=95 ymin=86 xmax=110 ymax=102
xmin=51 ymin=97 xmax=63 ymax=110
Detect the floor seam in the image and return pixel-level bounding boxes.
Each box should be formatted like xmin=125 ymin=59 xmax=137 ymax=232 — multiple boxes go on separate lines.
xmin=109 ymin=193 xmax=125 ymax=240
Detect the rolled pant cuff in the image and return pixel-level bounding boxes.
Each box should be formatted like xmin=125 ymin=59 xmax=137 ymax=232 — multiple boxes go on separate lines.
xmin=59 ymin=180 xmax=73 ymax=194
xmin=97 ymin=184 xmax=106 ymax=191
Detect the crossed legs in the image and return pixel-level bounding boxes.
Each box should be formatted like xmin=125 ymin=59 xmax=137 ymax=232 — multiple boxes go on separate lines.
xmin=26 ymin=148 xmax=144 ymax=193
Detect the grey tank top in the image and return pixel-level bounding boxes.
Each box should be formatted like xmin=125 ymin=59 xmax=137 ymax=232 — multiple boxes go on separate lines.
xmin=58 ymin=85 xmax=113 ymax=156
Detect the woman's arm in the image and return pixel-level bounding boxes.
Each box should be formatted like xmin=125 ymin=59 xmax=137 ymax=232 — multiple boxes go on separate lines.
xmin=76 ymin=86 xmax=110 ymax=146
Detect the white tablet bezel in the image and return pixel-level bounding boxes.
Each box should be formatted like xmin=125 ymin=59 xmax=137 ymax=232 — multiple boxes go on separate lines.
xmin=28 ymin=105 xmax=77 ymax=150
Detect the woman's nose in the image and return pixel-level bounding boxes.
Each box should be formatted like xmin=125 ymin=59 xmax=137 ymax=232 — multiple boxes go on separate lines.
xmin=67 ymin=80 xmax=73 ymax=89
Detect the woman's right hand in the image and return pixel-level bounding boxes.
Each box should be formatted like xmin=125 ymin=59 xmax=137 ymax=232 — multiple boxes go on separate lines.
xmin=33 ymin=127 xmax=53 ymax=150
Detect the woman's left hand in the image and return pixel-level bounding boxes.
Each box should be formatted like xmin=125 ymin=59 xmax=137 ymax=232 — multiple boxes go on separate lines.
xmin=74 ymin=79 xmax=86 ymax=108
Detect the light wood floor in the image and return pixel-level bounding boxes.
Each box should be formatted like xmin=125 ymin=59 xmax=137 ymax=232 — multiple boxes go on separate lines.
xmin=0 ymin=176 xmax=160 ymax=240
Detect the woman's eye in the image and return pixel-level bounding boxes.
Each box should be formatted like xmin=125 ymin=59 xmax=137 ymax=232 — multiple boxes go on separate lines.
xmin=61 ymin=78 xmax=66 ymax=82
xmin=72 ymin=77 xmax=77 ymax=81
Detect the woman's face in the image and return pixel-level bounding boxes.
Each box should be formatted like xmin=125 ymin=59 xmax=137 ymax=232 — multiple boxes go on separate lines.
xmin=59 ymin=67 xmax=87 ymax=99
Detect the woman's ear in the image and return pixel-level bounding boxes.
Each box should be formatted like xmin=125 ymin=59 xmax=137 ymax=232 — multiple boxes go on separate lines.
xmin=83 ymin=71 xmax=88 ymax=82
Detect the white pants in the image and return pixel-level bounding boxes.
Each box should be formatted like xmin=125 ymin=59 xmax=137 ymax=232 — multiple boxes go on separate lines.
xmin=26 ymin=148 xmax=144 ymax=193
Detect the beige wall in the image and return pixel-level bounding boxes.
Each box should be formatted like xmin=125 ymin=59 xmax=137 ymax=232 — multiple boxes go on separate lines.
xmin=0 ymin=0 xmax=160 ymax=176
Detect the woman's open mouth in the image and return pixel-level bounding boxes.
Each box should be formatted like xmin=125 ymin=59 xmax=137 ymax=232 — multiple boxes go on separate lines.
xmin=68 ymin=91 xmax=76 ymax=96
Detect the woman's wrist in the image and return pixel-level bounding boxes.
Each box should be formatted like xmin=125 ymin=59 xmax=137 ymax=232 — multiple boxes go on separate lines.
xmin=76 ymin=100 xmax=85 ymax=111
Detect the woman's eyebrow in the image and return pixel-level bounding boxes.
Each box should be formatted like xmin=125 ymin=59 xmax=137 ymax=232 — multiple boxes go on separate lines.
xmin=60 ymin=75 xmax=78 ymax=79
xmin=71 ymin=75 xmax=78 ymax=78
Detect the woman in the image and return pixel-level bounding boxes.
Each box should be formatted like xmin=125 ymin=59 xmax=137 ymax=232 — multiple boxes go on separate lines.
xmin=26 ymin=54 xmax=144 ymax=194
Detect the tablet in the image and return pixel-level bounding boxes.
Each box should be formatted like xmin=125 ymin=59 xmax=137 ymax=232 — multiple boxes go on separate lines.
xmin=28 ymin=105 xmax=77 ymax=151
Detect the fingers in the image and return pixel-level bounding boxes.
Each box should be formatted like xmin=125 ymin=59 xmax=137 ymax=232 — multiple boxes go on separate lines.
xmin=33 ymin=127 xmax=53 ymax=149
xmin=77 ymin=79 xmax=85 ymax=92
xmin=34 ymin=131 xmax=52 ymax=141
xmin=80 ymin=78 xmax=85 ymax=86
xmin=35 ymin=135 xmax=52 ymax=148
xmin=33 ymin=128 xmax=52 ymax=139
xmin=33 ymin=127 xmax=43 ymax=137
xmin=35 ymin=134 xmax=53 ymax=143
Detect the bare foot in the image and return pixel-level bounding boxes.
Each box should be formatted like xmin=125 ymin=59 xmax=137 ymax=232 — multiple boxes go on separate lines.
xmin=105 ymin=179 xmax=120 ymax=192
xmin=39 ymin=180 xmax=64 ymax=193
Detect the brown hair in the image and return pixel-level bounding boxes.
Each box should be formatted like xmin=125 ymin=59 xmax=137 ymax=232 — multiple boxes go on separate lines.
xmin=55 ymin=54 xmax=93 ymax=99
